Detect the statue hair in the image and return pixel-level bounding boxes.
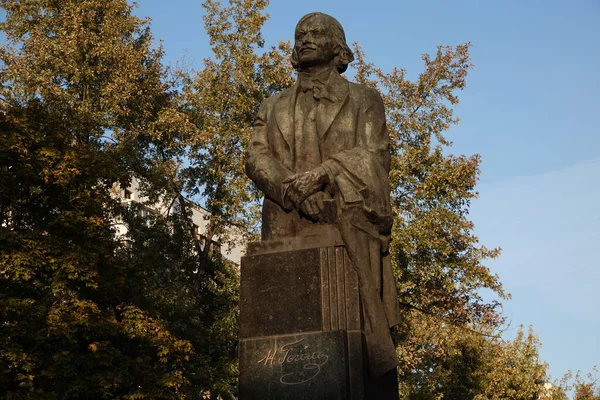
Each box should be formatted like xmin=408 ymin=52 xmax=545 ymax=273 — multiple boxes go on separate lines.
xmin=290 ymin=12 xmax=355 ymax=73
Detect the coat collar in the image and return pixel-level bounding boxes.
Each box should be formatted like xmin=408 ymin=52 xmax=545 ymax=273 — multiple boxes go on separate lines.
xmin=275 ymin=70 xmax=349 ymax=149
xmin=297 ymin=68 xmax=348 ymax=102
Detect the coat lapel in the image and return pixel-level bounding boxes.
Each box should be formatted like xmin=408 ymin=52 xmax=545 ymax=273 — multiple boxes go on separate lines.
xmin=275 ymin=86 xmax=297 ymax=153
xmin=273 ymin=75 xmax=349 ymax=149
xmin=316 ymin=73 xmax=349 ymax=140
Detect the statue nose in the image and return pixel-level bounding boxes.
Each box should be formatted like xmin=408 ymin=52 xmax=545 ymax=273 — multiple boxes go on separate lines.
xmin=303 ymin=32 xmax=314 ymax=44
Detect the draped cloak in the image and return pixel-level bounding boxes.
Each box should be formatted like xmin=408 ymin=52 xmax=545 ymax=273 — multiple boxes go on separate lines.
xmin=245 ymin=70 xmax=402 ymax=378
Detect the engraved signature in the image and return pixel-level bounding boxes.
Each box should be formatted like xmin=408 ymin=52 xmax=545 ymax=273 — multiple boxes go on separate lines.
xmin=257 ymin=338 xmax=329 ymax=385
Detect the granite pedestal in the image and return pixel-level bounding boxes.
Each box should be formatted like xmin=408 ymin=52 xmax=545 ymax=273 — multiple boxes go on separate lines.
xmin=239 ymin=230 xmax=398 ymax=400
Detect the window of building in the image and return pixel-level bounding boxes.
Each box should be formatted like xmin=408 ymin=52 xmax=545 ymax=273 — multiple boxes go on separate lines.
xmin=124 ymin=189 xmax=132 ymax=200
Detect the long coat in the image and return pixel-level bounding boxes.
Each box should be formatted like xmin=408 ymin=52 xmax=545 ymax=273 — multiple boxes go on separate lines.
xmin=245 ymin=71 xmax=402 ymax=377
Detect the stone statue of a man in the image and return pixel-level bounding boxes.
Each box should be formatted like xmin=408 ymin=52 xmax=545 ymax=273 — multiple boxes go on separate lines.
xmin=245 ymin=12 xmax=401 ymax=378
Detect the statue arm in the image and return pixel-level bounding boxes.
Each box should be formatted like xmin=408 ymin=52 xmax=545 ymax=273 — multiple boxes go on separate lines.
xmin=312 ymin=88 xmax=393 ymax=233
xmin=360 ymin=88 xmax=391 ymax=171
xmin=245 ymin=100 xmax=295 ymax=210
xmin=321 ymin=87 xmax=390 ymax=186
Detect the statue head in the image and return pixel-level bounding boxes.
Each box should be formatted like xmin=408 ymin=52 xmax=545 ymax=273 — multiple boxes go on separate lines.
xmin=291 ymin=12 xmax=354 ymax=73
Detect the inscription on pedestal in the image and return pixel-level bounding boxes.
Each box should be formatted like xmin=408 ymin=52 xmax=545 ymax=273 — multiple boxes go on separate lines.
xmin=239 ymin=244 xmax=366 ymax=399
xmin=256 ymin=336 xmax=330 ymax=385
xmin=239 ymin=331 xmax=349 ymax=400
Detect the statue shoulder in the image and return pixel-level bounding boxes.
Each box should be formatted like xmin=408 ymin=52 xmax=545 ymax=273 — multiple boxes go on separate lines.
xmin=262 ymin=87 xmax=296 ymax=107
xmin=348 ymin=82 xmax=381 ymax=99
xmin=255 ymin=87 xmax=295 ymax=121
xmin=348 ymin=82 xmax=384 ymax=110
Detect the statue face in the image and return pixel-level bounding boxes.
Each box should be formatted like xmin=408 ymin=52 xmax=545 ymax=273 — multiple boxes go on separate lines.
xmin=294 ymin=15 xmax=337 ymax=69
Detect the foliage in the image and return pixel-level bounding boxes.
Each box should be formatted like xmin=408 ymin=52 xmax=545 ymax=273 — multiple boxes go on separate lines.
xmin=554 ymin=367 xmax=600 ymax=400
xmin=572 ymin=368 xmax=600 ymax=400
xmin=352 ymin=42 xmax=516 ymax=397
xmin=178 ymin=0 xmax=294 ymax=248
xmin=353 ymin=41 xmax=505 ymax=329
xmin=0 ymin=0 xmax=236 ymax=398
xmin=117 ymin=206 xmax=240 ymax=399
xmin=401 ymin=324 xmax=550 ymax=400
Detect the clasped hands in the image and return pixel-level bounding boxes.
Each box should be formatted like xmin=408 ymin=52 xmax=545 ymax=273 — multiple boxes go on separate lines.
xmin=284 ymin=166 xmax=334 ymax=223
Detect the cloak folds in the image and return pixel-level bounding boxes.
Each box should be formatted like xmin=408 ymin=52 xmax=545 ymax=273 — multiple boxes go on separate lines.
xmin=325 ymin=147 xmax=401 ymax=378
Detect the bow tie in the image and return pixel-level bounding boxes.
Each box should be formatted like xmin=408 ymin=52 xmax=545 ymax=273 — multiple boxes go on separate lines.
xmin=299 ymin=74 xmax=327 ymax=99
xmin=300 ymin=79 xmax=324 ymax=98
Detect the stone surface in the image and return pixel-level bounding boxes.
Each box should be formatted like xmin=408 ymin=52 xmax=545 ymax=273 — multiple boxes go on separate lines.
xmin=239 ymin=331 xmax=350 ymax=400
xmin=245 ymin=225 xmax=343 ymax=256
xmin=240 ymin=239 xmax=361 ymax=337
xmin=239 ymin=243 xmax=368 ymax=399
xmin=240 ymin=247 xmax=322 ymax=338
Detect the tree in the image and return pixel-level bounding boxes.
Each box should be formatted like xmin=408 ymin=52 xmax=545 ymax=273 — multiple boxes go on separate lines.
xmin=116 ymin=205 xmax=240 ymax=399
xmin=178 ymin=0 xmax=294 ymax=252
xmin=573 ymin=369 xmax=600 ymax=400
xmin=351 ymin=42 xmax=512 ymax=397
xmin=0 ymin=0 xmax=205 ymax=398
xmin=555 ymin=367 xmax=600 ymax=400
xmin=403 ymin=325 xmax=552 ymax=400
xmin=474 ymin=327 xmax=548 ymax=400
xmin=0 ymin=0 xmax=289 ymax=397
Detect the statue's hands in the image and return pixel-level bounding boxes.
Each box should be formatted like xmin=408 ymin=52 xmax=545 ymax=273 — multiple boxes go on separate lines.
xmin=300 ymin=191 xmax=335 ymax=223
xmin=284 ymin=166 xmax=328 ymax=209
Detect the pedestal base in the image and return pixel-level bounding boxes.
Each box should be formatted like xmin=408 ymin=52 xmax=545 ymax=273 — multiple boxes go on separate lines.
xmin=240 ymin=331 xmax=353 ymax=400
xmin=239 ymin=234 xmax=398 ymax=400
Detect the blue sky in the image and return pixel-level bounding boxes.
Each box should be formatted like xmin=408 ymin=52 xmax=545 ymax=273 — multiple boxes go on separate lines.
xmin=135 ymin=0 xmax=600 ymax=382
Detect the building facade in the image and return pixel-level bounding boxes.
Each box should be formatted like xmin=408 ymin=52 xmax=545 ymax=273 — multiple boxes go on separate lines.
xmin=111 ymin=178 xmax=244 ymax=265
